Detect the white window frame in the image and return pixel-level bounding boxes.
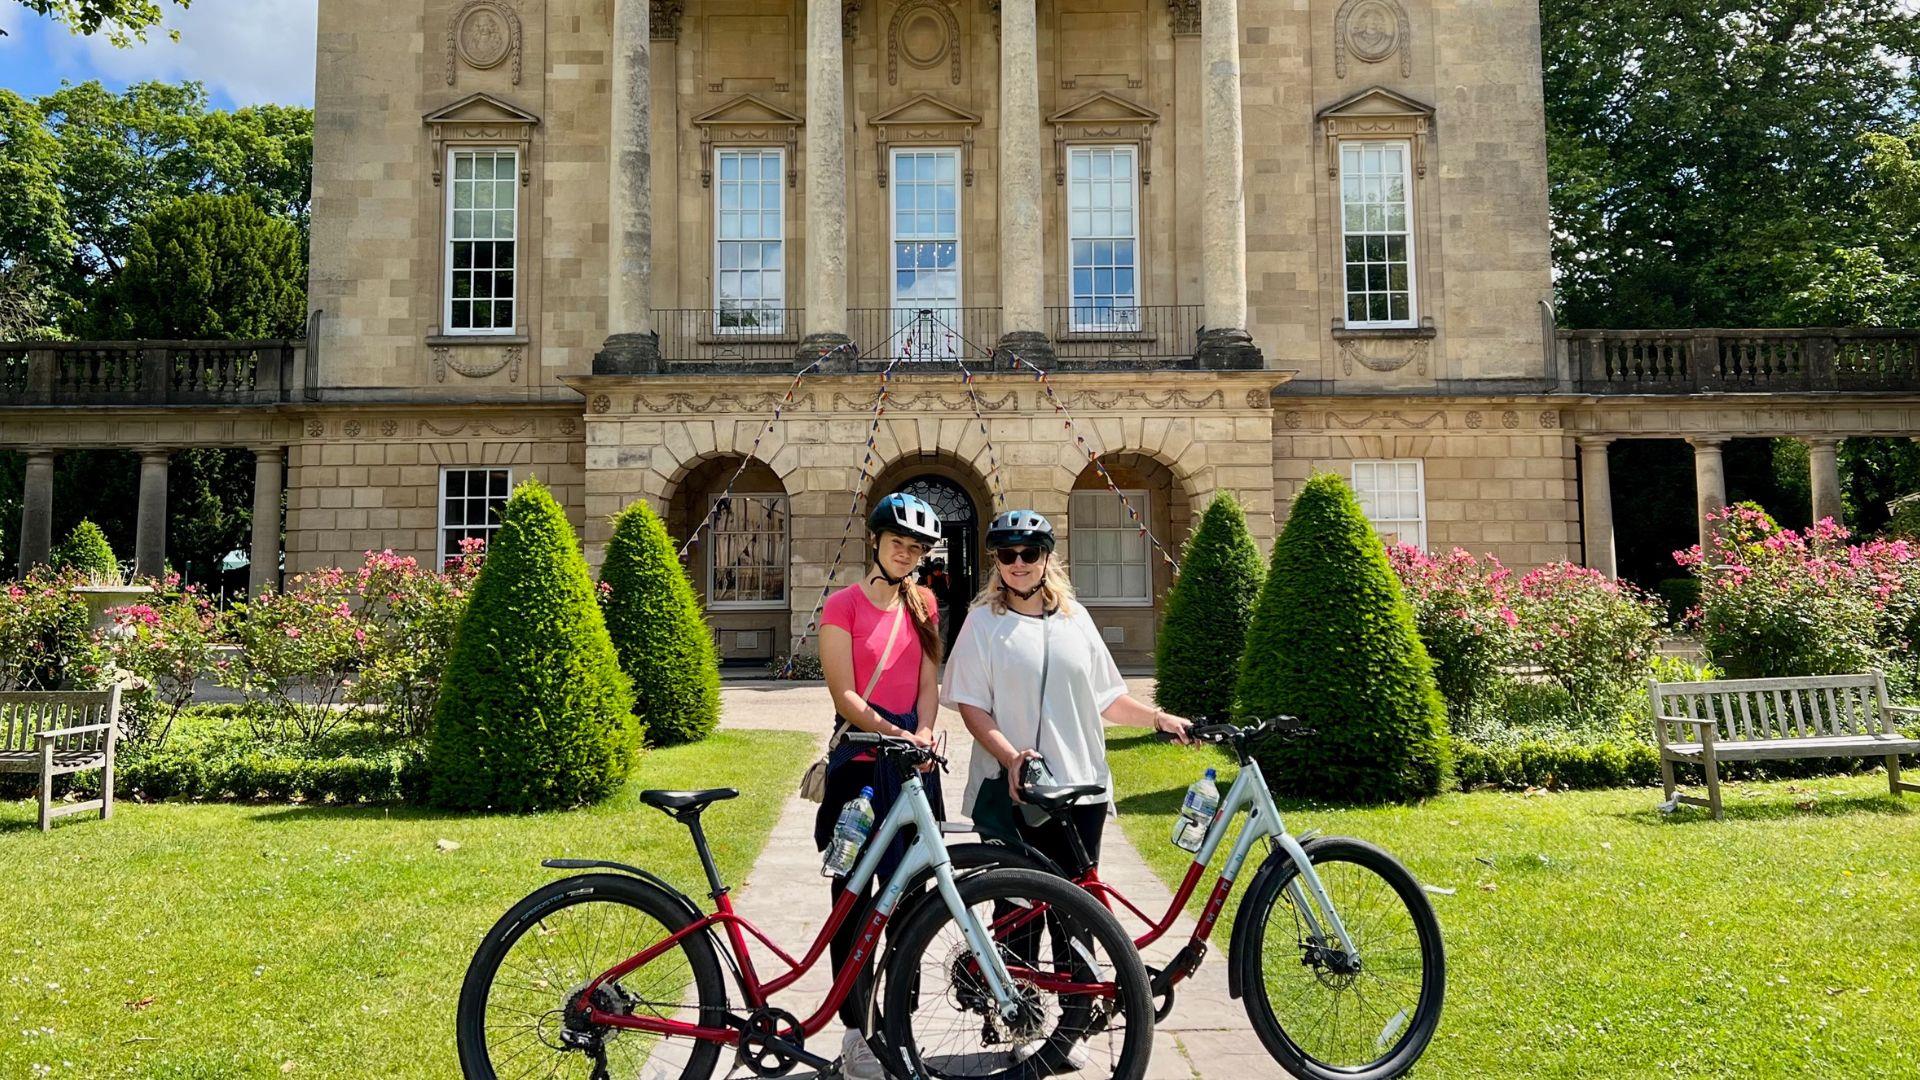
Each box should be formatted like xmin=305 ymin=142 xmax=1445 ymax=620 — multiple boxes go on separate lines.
xmin=889 ymin=146 xmax=963 ymax=360
xmin=442 ymin=147 xmax=520 ymax=337
xmin=1064 ymin=145 xmax=1142 ymax=333
xmin=713 ymin=147 xmax=787 ymax=335
xmin=1351 ymin=460 xmax=1427 ymax=550
xmin=437 ymin=467 xmax=512 ymax=562
xmin=1068 ymin=488 xmax=1154 ymax=607
xmin=1338 ymin=140 xmax=1417 ymax=330
xmin=705 ymin=493 xmax=790 ymax=611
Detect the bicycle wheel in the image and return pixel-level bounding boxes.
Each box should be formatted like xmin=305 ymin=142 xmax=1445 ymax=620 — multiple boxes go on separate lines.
xmin=457 ymin=873 xmax=728 ymax=1080
xmin=881 ymin=867 xmax=1154 ymax=1080
xmin=1233 ymin=837 xmax=1444 ymax=1080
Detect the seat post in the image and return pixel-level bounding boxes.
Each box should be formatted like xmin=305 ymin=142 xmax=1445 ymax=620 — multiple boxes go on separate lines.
xmin=679 ymin=811 xmax=729 ymax=897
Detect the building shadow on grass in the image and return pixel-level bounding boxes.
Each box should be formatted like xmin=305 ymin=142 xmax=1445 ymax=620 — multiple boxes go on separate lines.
xmin=1619 ymin=791 xmax=1915 ymax=827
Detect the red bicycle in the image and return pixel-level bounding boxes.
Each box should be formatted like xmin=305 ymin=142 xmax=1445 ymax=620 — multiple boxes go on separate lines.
xmin=455 ymin=733 xmax=1156 ymax=1080
xmin=936 ymin=719 xmax=1446 ymax=1080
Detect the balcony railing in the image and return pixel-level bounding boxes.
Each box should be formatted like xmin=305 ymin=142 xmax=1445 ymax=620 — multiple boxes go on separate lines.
xmin=1561 ymin=328 xmax=1920 ymax=393
xmin=0 ymin=341 xmax=300 ymax=406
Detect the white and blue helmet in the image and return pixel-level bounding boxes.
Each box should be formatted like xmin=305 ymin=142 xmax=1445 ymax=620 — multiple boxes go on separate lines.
xmin=868 ymin=491 xmax=943 ymax=545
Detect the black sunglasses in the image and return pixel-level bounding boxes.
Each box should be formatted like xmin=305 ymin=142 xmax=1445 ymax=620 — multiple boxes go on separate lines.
xmin=994 ymin=547 xmax=1046 ymax=566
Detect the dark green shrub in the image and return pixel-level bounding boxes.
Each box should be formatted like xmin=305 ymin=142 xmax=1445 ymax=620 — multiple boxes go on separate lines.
xmin=1235 ymin=473 xmax=1452 ymax=803
xmin=1155 ymin=492 xmax=1265 ymax=721
xmin=427 ymin=479 xmax=638 ymax=810
xmin=52 ymin=519 xmax=120 ymax=581
xmin=1654 ymin=577 xmax=1701 ymax=623
xmin=600 ymin=500 xmax=720 ymax=745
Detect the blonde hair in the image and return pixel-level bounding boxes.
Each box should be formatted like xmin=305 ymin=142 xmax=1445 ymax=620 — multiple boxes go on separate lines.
xmin=971 ymin=551 xmax=1077 ymax=616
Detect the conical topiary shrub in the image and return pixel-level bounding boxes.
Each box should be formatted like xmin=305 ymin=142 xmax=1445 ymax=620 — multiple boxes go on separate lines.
xmin=1155 ymin=492 xmax=1265 ymax=722
xmin=1235 ymin=473 xmax=1451 ymax=803
xmin=601 ymin=499 xmax=721 ymax=745
xmin=53 ymin=520 xmax=121 ymax=583
xmin=427 ymin=479 xmax=638 ymax=810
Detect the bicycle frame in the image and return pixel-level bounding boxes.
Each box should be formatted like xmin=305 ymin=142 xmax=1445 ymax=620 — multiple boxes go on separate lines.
xmin=1074 ymin=755 xmax=1359 ymax=977
xmin=578 ymin=768 xmax=1030 ymax=1044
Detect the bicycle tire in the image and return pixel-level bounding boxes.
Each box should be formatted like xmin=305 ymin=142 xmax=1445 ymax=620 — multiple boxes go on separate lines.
xmin=1233 ymin=837 xmax=1444 ymax=1080
xmin=456 ymin=873 xmax=728 ymax=1080
xmin=881 ymin=867 xmax=1155 ymax=1080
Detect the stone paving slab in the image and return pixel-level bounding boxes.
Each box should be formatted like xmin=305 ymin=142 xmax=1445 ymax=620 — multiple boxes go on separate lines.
xmin=709 ymin=682 xmax=1292 ymax=1080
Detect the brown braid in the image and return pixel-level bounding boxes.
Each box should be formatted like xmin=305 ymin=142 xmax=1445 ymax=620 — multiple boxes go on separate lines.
xmin=899 ymin=577 xmax=943 ymax=663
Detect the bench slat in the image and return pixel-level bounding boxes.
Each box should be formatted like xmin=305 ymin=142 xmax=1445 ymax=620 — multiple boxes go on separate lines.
xmin=1737 ymin=692 xmax=1755 ymax=741
xmin=1662 ymin=734 xmax=1920 ymax=762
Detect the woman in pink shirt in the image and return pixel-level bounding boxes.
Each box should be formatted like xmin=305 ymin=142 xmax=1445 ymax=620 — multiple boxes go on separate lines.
xmin=815 ymin=491 xmax=945 ymax=1080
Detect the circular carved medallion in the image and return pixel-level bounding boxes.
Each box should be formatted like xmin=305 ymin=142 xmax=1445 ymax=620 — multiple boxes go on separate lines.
xmin=590 ymin=394 xmax=612 ymax=415
xmin=899 ymin=8 xmax=949 ymax=69
xmin=1344 ymin=0 xmax=1400 ymax=63
xmin=458 ymin=7 xmax=511 ymax=70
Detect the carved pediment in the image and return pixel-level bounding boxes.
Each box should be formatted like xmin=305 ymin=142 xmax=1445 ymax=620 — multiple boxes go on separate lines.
xmin=424 ymin=93 xmax=539 ymax=185
xmin=870 ymin=95 xmax=981 ymax=187
xmin=691 ymin=95 xmax=802 ymax=188
xmin=1048 ymin=92 xmax=1158 ymax=186
xmin=1316 ymin=86 xmax=1432 ymax=179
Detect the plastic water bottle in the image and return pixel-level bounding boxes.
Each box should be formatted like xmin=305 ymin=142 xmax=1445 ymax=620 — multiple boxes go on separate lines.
xmin=1169 ymin=768 xmax=1220 ymax=853
xmin=821 ymin=786 xmax=877 ymax=878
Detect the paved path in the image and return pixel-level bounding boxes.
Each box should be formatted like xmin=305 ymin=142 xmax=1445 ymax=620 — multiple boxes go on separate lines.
xmin=713 ymin=681 xmax=1291 ymax=1080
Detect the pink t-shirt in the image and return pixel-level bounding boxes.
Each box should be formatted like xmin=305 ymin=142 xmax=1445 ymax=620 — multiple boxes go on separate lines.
xmin=822 ymin=585 xmax=936 ymax=716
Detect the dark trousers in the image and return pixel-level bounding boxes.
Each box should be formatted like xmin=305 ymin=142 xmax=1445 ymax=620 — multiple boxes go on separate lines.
xmin=1015 ymin=802 xmax=1107 ymax=877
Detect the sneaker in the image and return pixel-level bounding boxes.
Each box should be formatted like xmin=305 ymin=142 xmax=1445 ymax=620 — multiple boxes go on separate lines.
xmin=839 ymin=1028 xmax=887 ymax=1080
xmin=1012 ymin=1038 xmax=1091 ymax=1075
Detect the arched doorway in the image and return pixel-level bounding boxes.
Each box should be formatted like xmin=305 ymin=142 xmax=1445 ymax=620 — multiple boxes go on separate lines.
xmin=890 ymin=474 xmax=978 ymax=647
xmin=666 ymin=455 xmax=791 ymax=665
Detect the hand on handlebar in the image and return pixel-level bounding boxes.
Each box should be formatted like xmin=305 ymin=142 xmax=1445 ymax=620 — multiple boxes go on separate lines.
xmin=1153 ymin=711 xmax=1194 ymax=745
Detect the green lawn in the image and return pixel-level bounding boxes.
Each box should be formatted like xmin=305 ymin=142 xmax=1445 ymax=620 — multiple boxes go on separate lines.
xmin=0 ymin=730 xmax=812 ymax=1079
xmin=1106 ymin=729 xmax=1920 ymax=1079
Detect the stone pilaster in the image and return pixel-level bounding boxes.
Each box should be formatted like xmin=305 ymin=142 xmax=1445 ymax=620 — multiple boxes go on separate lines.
xmin=250 ymin=447 xmax=285 ymax=596
xmin=17 ymin=449 xmax=55 ymax=578
xmin=1197 ymin=0 xmax=1260 ymax=369
xmin=1807 ymin=436 xmax=1843 ymax=525
xmin=135 ymin=449 xmax=170 ymax=580
xmin=596 ymin=0 xmax=660 ymax=374
xmin=1577 ymin=436 xmax=1615 ymax=578
xmin=801 ymin=0 xmax=853 ymax=367
xmin=994 ymin=0 xmax=1053 ymax=366
xmin=1688 ymin=436 xmax=1728 ymax=551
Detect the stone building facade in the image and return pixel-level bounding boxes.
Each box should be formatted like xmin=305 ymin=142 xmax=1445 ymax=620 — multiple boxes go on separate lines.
xmin=7 ymin=0 xmax=1910 ymax=667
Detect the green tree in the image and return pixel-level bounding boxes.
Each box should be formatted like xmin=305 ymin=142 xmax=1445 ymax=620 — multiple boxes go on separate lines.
xmin=51 ymin=519 xmax=120 ymax=581
xmin=96 ymin=193 xmax=305 ymax=339
xmin=1235 ymin=474 xmax=1451 ymax=804
xmin=3 ymin=1 xmax=191 ymax=45
xmin=428 ymin=480 xmax=638 ymax=811
xmin=600 ymin=500 xmax=721 ymax=745
xmin=1154 ymin=492 xmax=1265 ymax=722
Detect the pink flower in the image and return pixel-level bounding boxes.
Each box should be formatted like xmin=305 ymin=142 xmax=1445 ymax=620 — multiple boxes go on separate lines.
xmin=1498 ymin=607 xmax=1518 ymax=628
xmin=286 ymin=627 xmax=302 ymax=639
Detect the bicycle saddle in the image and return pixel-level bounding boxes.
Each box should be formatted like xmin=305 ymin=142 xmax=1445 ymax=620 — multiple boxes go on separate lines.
xmin=1020 ymin=783 xmax=1105 ymax=813
xmin=640 ymin=788 xmax=740 ymax=814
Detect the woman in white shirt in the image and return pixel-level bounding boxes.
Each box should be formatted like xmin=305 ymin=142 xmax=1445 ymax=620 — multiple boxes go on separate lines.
xmin=943 ymin=509 xmax=1192 ymax=874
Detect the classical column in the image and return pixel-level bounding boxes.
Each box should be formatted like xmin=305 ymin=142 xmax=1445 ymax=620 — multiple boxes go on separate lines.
xmin=800 ymin=0 xmax=853 ymax=365
xmin=1688 ymin=436 xmax=1728 ymax=551
xmin=995 ymin=0 xmax=1053 ymax=365
xmin=1197 ymin=0 xmax=1260 ymax=368
xmin=1807 ymin=436 xmax=1843 ymax=525
xmin=1577 ymin=437 xmax=1616 ymax=579
xmin=249 ymin=447 xmax=285 ymax=596
xmin=134 ymin=449 xmax=170 ymax=580
xmin=17 ymin=449 xmax=55 ymax=578
xmin=595 ymin=0 xmax=659 ymax=373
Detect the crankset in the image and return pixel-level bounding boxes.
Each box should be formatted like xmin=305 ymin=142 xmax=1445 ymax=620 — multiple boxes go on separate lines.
xmin=736 ymin=1007 xmax=810 ymax=1077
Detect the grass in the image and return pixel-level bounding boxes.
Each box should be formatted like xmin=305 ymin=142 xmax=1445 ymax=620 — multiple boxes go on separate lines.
xmin=1106 ymin=728 xmax=1920 ymax=1080
xmin=0 ymin=729 xmax=813 ymax=1079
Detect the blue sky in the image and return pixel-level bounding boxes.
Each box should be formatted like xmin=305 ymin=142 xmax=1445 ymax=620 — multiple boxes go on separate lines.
xmin=0 ymin=0 xmax=318 ymax=108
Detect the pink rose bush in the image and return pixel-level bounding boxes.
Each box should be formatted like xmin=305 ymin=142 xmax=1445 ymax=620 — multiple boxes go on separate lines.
xmin=0 ymin=569 xmax=105 ymax=691
xmin=106 ymin=588 xmax=222 ymax=746
xmin=1680 ymin=504 xmax=1920 ymax=692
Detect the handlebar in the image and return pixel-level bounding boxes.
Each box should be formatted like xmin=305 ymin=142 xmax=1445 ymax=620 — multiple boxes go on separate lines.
xmin=1153 ymin=716 xmax=1316 ymax=753
xmin=843 ymin=730 xmax=949 ymax=769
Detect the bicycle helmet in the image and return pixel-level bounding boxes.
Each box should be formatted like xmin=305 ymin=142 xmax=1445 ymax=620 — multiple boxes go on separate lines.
xmin=986 ymin=509 xmax=1055 ymax=552
xmin=868 ymin=491 xmax=943 ymax=545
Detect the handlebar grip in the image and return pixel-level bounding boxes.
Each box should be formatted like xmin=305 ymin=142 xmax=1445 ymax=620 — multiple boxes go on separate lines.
xmin=843 ymin=731 xmax=882 ymax=746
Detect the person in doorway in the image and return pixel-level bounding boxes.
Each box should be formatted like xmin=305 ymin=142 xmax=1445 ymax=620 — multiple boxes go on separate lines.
xmin=815 ymin=491 xmax=944 ymax=1080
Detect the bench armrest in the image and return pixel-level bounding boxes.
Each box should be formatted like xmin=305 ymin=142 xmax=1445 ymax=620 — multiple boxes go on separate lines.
xmin=36 ymin=722 xmax=115 ymax=743
xmin=1887 ymin=704 xmax=1920 ymax=717
xmin=1655 ymin=714 xmax=1715 ymax=728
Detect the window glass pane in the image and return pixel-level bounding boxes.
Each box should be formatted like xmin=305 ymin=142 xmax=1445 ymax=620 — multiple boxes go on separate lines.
xmin=708 ymin=494 xmax=789 ymax=605
xmin=1067 ymin=490 xmax=1151 ymax=602
xmin=1337 ymin=140 xmax=1414 ymax=326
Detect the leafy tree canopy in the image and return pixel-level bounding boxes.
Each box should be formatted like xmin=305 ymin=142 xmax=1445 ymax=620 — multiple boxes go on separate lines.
xmin=3 ymin=1 xmax=190 ymax=46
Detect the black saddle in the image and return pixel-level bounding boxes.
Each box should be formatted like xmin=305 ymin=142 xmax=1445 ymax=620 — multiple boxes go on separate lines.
xmin=640 ymin=788 xmax=740 ymax=816
xmin=1020 ymin=783 xmax=1106 ymax=814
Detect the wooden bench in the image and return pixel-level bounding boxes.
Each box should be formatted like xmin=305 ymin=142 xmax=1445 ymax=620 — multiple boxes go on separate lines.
xmin=1651 ymin=672 xmax=1920 ymax=819
xmin=0 ymin=688 xmax=121 ymax=831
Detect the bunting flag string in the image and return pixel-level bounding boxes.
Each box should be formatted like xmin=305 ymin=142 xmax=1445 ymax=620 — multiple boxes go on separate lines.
xmin=955 ymin=362 xmax=1008 ymax=514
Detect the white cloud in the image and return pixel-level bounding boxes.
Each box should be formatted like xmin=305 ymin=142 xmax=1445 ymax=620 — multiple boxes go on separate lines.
xmin=52 ymin=0 xmax=318 ymax=106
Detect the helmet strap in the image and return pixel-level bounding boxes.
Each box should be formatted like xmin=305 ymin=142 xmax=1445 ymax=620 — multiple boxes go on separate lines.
xmin=1005 ymin=580 xmax=1045 ymax=601
xmin=870 ymin=554 xmax=909 ymax=587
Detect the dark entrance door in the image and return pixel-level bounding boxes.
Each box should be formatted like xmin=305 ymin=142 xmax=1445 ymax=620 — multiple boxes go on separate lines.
xmin=891 ymin=475 xmax=978 ymax=649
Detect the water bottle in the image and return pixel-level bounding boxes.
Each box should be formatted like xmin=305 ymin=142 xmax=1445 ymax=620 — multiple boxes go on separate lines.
xmin=821 ymin=786 xmax=877 ymax=878
xmin=1169 ymin=768 xmax=1220 ymax=853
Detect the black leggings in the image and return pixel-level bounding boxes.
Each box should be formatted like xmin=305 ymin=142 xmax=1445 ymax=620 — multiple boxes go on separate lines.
xmin=1015 ymin=802 xmax=1108 ymax=877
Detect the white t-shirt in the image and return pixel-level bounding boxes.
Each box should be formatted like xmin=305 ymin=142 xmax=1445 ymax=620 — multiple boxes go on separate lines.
xmin=942 ymin=601 xmax=1129 ymax=816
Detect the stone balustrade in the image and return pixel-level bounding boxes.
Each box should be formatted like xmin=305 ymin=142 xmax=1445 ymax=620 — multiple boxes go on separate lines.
xmin=0 ymin=341 xmax=303 ymax=407
xmin=1559 ymin=328 xmax=1920 ymax=393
